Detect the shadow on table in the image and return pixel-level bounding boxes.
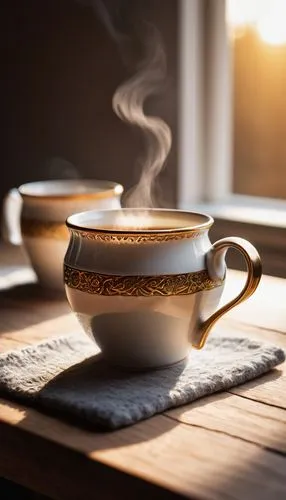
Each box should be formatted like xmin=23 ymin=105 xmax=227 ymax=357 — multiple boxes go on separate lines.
xmin=3 ymin=366 xmax=286 ymax=462
xmin=0 ymin=280 xmax=66 ymax=302
xmin=1 ymin=354 xmax=190 ymax=449
xmin=7 ymin=350 xmax=284 ymax=443
xmin=0 ymin=280 xmax=70 ymax=335
xmin=0 ymin=477 xmax=50 ymax=500
xmin=2 ymin=363 xmax=286 ymax=498
xmin=2 ymin=334 xmax=285 ymax=433
xmin=41 ymin=353 xmax=188 ymax=436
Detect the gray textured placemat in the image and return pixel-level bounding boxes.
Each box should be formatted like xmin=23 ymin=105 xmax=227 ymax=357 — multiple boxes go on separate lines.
xmin=0 ymin=333 xmax=284 ymax=429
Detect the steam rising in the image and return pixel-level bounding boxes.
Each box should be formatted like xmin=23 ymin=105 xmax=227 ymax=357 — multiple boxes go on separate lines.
xmin=78 ymin=1 xmax=172 ymax=208
xmin=112 ymin=26 xmax=172 ymax=207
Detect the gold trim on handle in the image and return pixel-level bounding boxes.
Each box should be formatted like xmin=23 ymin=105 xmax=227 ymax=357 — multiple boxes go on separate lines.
xmin=64 ymin=265 xmax=224 ymax=296
xmin=190 ymin=237 xmax=262 ymax=349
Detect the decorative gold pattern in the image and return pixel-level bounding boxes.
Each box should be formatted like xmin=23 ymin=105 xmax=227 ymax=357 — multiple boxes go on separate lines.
xmin=191 ymin=236 xmax=262 ymax=350
xmin=64 ymin=265 xmax=223 ymax=296
xmin=69 ymin=228 xmax=203 ymax=244
xmin=21 ymin=218 xmax=69 ymax=240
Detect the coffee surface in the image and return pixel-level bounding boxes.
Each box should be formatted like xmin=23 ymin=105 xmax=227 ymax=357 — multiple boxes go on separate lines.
xmin=88 ymin=225 xmax=179 ymax=231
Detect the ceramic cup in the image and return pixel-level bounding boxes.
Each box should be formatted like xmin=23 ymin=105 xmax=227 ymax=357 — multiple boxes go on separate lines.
xmin=3 ymin=180 xmax=123 ymax=291
xmin=64 ymin=208 xmax=262 ymax=370
xmin=64 ymin=209 xmax=261 ymax=369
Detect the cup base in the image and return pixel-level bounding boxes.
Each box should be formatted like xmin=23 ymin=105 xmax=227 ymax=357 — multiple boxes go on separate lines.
xmin=103 ymin=354 xmax=189 ymax=372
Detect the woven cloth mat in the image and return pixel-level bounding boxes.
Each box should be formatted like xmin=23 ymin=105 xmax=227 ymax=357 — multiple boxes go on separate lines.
xmin=0 ymin=333 xmax=284 ymax=429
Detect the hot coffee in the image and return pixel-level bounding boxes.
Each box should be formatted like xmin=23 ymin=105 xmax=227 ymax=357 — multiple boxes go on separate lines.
xmin=64 ymin=208 xmax=262 ymax=370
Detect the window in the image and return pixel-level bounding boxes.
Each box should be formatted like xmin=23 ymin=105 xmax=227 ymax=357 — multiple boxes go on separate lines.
xmin=177 ymin=0 xmax=286 ymax=277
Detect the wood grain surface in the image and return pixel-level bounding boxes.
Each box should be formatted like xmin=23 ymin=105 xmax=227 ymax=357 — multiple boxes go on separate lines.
xmin=0 ymin=244 xmax=285 ymax=500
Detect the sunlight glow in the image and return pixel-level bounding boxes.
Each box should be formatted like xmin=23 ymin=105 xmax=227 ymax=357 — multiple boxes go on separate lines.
xmin=257 ymin=1 xmax=286 ymax=45
xmin=227 ymin=0 xmax=286 ymax=46
xmin=227 ymin=0 xmax=260 ymax=28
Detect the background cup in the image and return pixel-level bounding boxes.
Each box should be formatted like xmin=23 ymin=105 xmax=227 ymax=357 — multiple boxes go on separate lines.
xmin=2 ymin=180 xmax=123 ymax=292
xmin=64 ymin=208 xmax=262 ymax=369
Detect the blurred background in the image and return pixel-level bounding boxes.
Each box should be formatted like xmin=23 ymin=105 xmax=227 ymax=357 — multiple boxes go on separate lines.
xmin=1 ymin=0 xmax=286 ymax=276
xmin=230 ymin=0 xmax=286 ymax=199
xmin=0 ymin=0 xmax=178 ymax=205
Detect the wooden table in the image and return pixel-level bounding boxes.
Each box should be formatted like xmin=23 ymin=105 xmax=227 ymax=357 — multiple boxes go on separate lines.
xmin=0 ymin=244 xmax=286 ymax=500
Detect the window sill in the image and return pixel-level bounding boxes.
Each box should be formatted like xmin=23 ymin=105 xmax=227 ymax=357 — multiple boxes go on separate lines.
xmin=181 ymin=194 xmax=286 ymax=278
xmin=183 ymin=194 xmax=286 ymax=228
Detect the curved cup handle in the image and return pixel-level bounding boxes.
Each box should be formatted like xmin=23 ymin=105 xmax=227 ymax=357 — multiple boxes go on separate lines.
xmin=2 ymin=188 xmax=23 ymax=245
xmin=191 ymin=237 xmax=262 ymax=350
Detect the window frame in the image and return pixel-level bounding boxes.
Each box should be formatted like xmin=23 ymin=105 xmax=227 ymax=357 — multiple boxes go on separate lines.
xmin=177 ymin=0 xmax=286 ymax=277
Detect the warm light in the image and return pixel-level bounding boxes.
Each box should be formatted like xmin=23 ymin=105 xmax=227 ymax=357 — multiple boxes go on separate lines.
xmin=114 ymin=184 xmax=124 ymax=195
xmin=227 ymin=0 xmax=286 ymax=46
xmin=226 ymin=0 xmax=260 ymax=29
xmin=257 ymin=0 xmax=286 ymax=45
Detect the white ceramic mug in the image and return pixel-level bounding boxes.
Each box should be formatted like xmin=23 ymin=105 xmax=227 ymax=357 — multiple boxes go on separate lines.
xmin=3 ymin=180 xmax=123 ymax=291
xmin=64 ymin=208 xmax=262 ymax=369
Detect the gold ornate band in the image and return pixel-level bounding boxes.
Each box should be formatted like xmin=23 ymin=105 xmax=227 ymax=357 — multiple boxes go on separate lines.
xmin=69 ymin=228 xmax=203 ymax=244
xmin=21 ymin=218 xmax=68 ymax=240
xmin=64 ymin=265 xmax=223 ymax=296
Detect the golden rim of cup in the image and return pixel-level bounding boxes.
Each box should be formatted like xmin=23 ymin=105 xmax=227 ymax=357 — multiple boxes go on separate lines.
xmin=18 ymin=180 xmax=123 ymax=202
xmin=66 ymin=208 xmax=214 ymax=236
